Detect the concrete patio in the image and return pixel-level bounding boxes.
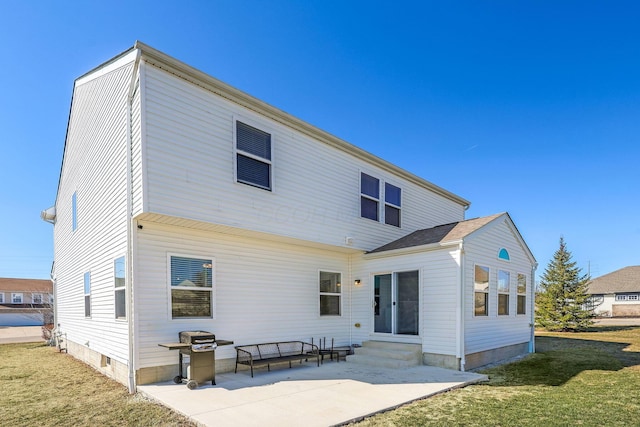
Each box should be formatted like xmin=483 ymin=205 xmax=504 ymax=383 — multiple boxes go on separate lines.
xmin=138 ymin=361 xmax=488 ymax=427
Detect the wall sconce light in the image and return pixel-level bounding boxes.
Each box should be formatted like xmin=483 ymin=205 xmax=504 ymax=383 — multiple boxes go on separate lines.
xmin=354 ymin=279 xmax=361 ymax=286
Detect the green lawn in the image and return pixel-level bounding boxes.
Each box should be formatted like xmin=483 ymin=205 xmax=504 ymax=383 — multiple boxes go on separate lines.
xmin=354 ymin=326 xmax=640 ymax=426
xmin=0 ymin=342 xmax=195 ymax=426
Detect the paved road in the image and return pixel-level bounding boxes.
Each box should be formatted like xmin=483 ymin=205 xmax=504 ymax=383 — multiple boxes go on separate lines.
xmin=0 ymin=326 xmax=44 ymax=344
xmin=594 ymin=317 xmax=640 ymax=326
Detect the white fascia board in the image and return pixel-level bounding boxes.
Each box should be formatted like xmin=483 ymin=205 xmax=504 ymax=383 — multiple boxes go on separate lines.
xmin=75 ymin=49 xmax=140 ymax=87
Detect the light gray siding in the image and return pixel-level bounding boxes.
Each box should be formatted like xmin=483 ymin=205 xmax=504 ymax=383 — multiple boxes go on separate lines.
xmin=135 ymin=221 xmax=354 ymax=369
xmin=140 ymin=63 xmax=465 ymax=252
xmin=463 ymin=218 xmax=534 ymax=355
xmin=53 ymin=59 xmax=135 ymax=365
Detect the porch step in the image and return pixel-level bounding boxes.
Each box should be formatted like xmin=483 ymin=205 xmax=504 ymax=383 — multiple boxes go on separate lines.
xmin=346 ymin=341 xmax=422 ymax=369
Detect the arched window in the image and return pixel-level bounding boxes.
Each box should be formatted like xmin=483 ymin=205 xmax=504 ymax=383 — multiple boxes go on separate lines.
xmin=498 ymin=248 xmax=510 ymax=261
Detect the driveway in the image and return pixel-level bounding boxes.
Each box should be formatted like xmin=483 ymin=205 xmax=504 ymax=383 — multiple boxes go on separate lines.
xmin=139 ymin=361 xmax=487 ymax=427
xmin=0 ymin=326 xmax=44 ymax=344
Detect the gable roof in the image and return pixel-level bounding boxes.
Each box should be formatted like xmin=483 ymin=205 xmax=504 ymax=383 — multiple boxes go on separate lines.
xmin=587 ymin=266 xmax=640 ymax=294
xmin=368 ymin=213 xmax=505 ymax=254
xmin=0 ymin=278 xmax=52 ymax=293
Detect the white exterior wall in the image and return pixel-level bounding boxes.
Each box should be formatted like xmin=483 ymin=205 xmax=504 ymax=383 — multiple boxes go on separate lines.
xmin=463 ymin=218 xmax=534 ymax=355
xmin=134 ymin=221 xmax=354 ymax=370
xmin=351 ymin=248 xmax=460 ymax=357
xmin=140 ymin=62 xmax=465 ymax=252
xmin=53 ymin=58 xmax=135 ymax=365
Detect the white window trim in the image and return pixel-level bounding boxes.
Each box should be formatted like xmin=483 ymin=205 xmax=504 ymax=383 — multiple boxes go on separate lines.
xmin=473 ymin=264 xmax=490 ymax=317
xmin=383 ymin=181 xmax=402 ymax=227
xmin=516 ymin=273 xmax=527 ymax=315
xmin=318 ymin=270 xmax=343 ymax=317
xmin=233 ymin=115 xmax=275 ymax=192
xmin=359 ymin=170 xmax=403 ymax=227
xmin=497 ymin=270 xmax=510 ymax=316
xmin=11 ymin=293 xmax=23 ymax=304
xmin=114 ymin=255 xmax=126 ymax=320
xmin=167 ymin=252 xmax=216 ymax=321
xmin=84 ymin=272 xmax=91 ymax=318
xmin=0 ymin=293 xmax=4 ymax=303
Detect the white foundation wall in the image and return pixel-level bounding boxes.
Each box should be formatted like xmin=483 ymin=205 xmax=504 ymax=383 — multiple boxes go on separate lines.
xmin=463 ymin=218 xmax=535 ymax=356
xmin=134 ymin=220 xmax=356 ymax=371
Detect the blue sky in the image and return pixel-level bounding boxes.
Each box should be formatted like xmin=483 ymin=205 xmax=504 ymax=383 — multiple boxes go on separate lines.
xmin=1 ymin=1 xmax=638 ymax=280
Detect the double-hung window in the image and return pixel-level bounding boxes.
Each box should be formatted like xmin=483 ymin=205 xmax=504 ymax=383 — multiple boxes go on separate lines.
xmin=360 ymin=173 xmax=402 ymax=227
xmin=517 ymin=273 xmax=527 ymax=315
xmin=84 ymin=272 xmax=91 ymax=318
xmin=170 ymin=255 xmax=214 ymax=319
xmin=384 ymin=183 xmax=401 ymax=227
xmin=319 ymin=271 xmax=341 ymax=316
xmin=0 ymin=293 xmax=4 ymax=303
xmin=114 ymin=257 xmax=126 ymax=319
xmin=235 ymin=121 xmax=272 ymax=190
xmin=32 ymin=293 xmax=43 ymax=305
xmin=474 ymin=265 xmax=489 ymax=316
xmin=360 ymin=173 xmax=380 ymax=221
xmin=11 ymin=293 xmax=23 ymax=304
xmin=498 ymin=270 xmax=510 ymax=315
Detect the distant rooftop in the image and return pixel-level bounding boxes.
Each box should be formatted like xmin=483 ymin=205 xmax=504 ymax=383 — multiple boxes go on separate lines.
xmin=587 ymin=266 xmax=640 ymax=294
xmin=0 ymin=278 xmax=52 ymax=293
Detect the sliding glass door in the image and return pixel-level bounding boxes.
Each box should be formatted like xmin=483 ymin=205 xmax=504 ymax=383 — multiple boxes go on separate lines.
xmin=374 ymin=271 xmax=419 ymax=335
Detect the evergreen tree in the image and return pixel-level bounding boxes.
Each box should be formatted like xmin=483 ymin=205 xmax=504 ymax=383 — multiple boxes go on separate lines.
xmin=536 ymin=237 xmax=594 ymax=331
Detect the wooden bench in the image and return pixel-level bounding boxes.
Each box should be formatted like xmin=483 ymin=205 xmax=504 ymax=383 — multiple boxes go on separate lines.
xmin=234 ymin=341 xmax=320 ymax=377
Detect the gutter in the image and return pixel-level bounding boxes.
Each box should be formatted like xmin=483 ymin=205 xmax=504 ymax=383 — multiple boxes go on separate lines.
xmin=125 ymin=48 xmax=142 ymax=394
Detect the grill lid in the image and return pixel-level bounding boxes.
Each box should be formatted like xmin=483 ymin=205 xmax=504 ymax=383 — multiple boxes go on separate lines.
xmin=179 ymin=330 xmax=216 ymax=344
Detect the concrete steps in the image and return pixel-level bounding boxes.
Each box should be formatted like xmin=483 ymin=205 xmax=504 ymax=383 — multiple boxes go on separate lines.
xmin=346 ymin=341 xmax=422 ymax=369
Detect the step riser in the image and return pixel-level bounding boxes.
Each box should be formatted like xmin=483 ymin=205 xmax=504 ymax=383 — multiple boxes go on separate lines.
xmin=347 ymin=341 xmax=422 ymax=368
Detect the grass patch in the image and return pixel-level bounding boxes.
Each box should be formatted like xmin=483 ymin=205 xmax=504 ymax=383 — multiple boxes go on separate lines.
xmin=0 ymin=343 xmax=195 ymax=426
xmin=354 ymin=326 xmax=640 ymax=427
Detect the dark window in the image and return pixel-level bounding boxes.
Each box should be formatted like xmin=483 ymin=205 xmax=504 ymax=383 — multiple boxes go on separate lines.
xmin=319 ymin=271 xmax=341 ymax=316
xmin=360 ymin=173 xmax=379 ymax=221
xmin=236 ymin=121 xmax=271 ymax=190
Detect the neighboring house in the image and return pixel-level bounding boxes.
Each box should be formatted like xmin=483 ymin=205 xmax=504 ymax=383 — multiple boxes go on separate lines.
xmin=42 ymin=42 xmax=536 ymax=392
xmin=0 ymin=278 xmax=53 ymax=326
xmin=587 ymin=266 xmax=640 ymax=317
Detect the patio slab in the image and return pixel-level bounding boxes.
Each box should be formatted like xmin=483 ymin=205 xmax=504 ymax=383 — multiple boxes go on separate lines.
xmin=138 ymin=361 xmax=487 ymax=427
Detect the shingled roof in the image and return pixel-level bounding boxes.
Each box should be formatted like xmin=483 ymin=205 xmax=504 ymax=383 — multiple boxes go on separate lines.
xmin=0 ymin=278 xmax=52 ymax=293
xmin=587 ymin=266 xmax=640 ymax=294
xmin=368 ymin=213 xmax=505 ymax=254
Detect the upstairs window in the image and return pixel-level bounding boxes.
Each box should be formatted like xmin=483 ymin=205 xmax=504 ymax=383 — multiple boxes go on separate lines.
xmin=114 ymin=257 xmax=126 ymax=319
xmin=72 ymin=191 xmax=78 ymax=231
xmin=84 ymin=272 xmax=91 ymax=318
xmin=11 ymin=293 xmax=23 ymax=304
xmin=170 ymin=255 xmax=214 ymax=319
xmin=384 ymin=183 xmax=401 ymax=227
xmin=360 ymin=173 xmax=380 ymax=221
xmin=235 ymin=121 xmax=272 ymax=191
xmin=474 ymin=265 xmax=489 ymax=316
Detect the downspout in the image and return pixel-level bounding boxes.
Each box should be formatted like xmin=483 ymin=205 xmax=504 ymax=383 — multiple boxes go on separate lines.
xmin=457 ymin=242 xmax=466 ymax=371
xmin=530 ymin=262 xmax=538 ymax=354
xmin=125 ymin=48 xmax=142 ymax=394
xmin=348 ymin=253 xmax=353 ymax=347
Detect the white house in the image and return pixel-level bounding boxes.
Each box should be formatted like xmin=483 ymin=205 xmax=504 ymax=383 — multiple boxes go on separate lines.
xmin=587 ymin=266 xmax=640 ymax=317
xmin=42 ymin=42 xmax=536 ymax=392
